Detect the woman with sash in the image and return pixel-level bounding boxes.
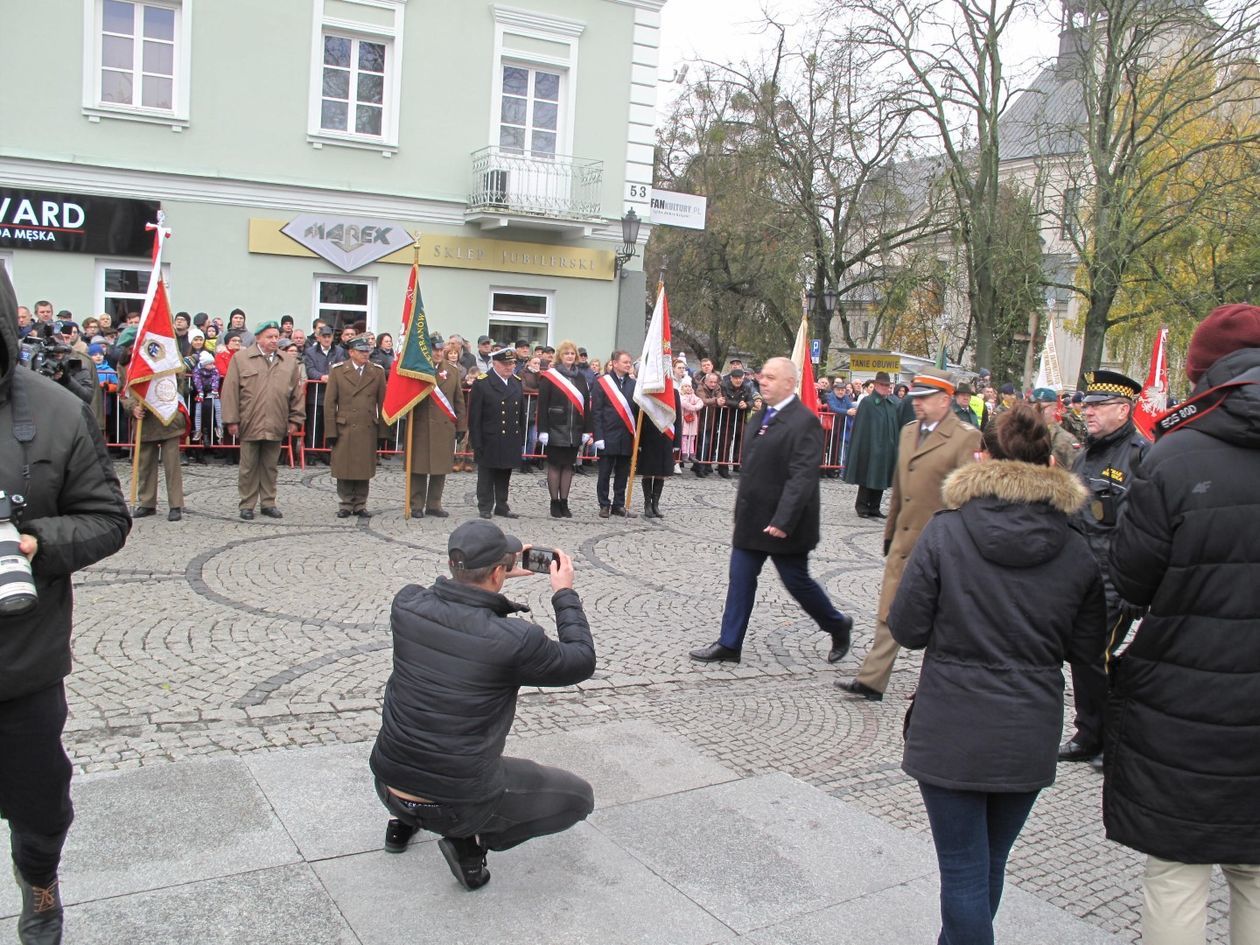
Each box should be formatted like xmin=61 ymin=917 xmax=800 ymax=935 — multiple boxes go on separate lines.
xmin=536 ymin=339 xmax=593 ymax=518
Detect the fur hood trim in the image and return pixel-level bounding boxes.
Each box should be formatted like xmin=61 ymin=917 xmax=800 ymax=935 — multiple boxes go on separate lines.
xmin=942 ymin=460 xmax=1087 ymax=514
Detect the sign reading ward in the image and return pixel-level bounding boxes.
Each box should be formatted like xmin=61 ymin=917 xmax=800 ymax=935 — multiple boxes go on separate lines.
xmin=0 ymin=187 xmax=158 ymax=255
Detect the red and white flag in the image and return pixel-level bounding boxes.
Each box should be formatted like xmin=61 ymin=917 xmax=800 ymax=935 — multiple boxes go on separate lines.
xmin=633 ymin=282 xmax=676 ymax=438
xmin=125 ymin=216 xmax=184 ymax=424
xmin=791 ymin=314 xmax=820 ymax=419
xmin=1133 ymin=326 xmax=1169 ymax=440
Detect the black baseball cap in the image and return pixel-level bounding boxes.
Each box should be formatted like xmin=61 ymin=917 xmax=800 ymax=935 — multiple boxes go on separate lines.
xmin=448 ymin=520 xmax=522 ymax=570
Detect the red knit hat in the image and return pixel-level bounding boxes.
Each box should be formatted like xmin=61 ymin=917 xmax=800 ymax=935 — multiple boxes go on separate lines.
xmin=1186 ymin=304 xmax=1260 ymax=384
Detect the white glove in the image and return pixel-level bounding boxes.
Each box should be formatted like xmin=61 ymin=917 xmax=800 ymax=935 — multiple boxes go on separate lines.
xmin=594 ymin=439 xmax=605 ymax=451
xmin=537 ymin=433 xmax=549 ymax=447
xmin=581 ymin=433 xmax=592 ymax=445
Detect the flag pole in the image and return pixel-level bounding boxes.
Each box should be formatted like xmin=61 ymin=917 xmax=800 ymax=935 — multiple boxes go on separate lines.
xmin=129 ymin=411 xmax=144 ymax=507
xmin=402 ymin=230 xmax=421 ymax=521
xmin=626 ymin=411 xmax=644 ymax=513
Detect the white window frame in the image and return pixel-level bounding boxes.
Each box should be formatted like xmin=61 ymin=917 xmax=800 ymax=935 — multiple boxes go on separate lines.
xmin=312 ymin=273 xmax=378 ymax=333
xmin=488 ymin=287 xmax=553 ymax=346
xmin=307 ymin=0 xmax=405 ymax=156
xmin=81 ymin=0 xmax=192 ymax=129
xmin=489 ymin=6 xmax=583 ymax=156
xmin=95 ymin=257 xmax=172 ymax=322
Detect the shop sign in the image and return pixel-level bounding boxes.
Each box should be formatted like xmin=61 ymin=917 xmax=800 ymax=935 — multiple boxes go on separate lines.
xmin=649 ymin=189 xmax=706 ymax=230
xmin=0 ymin=187 xmax=158 ymax=255
xmin=281 ymin=213 xmax=415 ymax=272
xmin=850 ymin=353 xmax=903 ymax=374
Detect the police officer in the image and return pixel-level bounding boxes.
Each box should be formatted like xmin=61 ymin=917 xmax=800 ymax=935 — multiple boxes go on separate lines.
xmin=324 ymin=335 xmax=386 ymax=518
xmin=1060 ymin=369 xmax=1149 ymax=766
xmin=467 ymin=347 xmax=526 ymax=519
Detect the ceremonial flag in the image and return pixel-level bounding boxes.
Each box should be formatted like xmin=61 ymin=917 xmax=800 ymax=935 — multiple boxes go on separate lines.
xmin=125 ymin=217 xmax=183 ymax=424
xmin=1133 ymin=326 xmax=1169 ymax=440
xmin=382 ymin=262 xmax=438 ymax=424
xmin=791 ymin=314 xmax=820 ymax=419
xmin=632 ymin=282 xmax=676 ymax=437
xmin=1035 ymin=318 xmax=1064 ymax=390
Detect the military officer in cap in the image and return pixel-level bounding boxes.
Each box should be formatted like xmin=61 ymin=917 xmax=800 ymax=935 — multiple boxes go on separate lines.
xmin=407 ymin=333 xmax=467 ymax=518
xmin=1029 ymin=387 xmax=1081 ymax=471
xmin=467 ymin=347 xmax=527 ymax=519
xmin=1058 ymin=369 xmax=1149 ymax=766
xmin=325 ymin=335 xmax=387 ymax=518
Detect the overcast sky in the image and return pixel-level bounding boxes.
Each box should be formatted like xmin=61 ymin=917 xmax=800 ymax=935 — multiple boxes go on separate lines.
xmin=655 ymin=0 xmax=1065 ymax=122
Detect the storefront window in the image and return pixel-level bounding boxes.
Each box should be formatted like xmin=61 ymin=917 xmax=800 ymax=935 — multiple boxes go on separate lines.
xmin=314 ymin=275 xmax=375 ymax=332
xmin=488 ymin=289 xmax=551 ymax=347
xmin=95 ymin=259 xmax=169 ymax=323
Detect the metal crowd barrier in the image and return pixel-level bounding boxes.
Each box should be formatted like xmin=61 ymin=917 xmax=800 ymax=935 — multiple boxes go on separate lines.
xmin=101 ymin=379 xmax=852 ymax=474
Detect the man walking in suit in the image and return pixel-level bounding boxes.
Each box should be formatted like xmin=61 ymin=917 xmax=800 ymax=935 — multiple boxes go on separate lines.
xmin=837 ymin=370 xmax=981 ymax=700
xmin=591 ymin=350 xmax=639 ymax=518
xmin=689 ymin=357 xmax=854 ymax=664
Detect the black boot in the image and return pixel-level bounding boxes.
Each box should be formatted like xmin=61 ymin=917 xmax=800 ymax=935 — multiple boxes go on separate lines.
xmin=642 ymin=482 xmax=658 ymax=518
xmin=652 ymin=480 xmax=665 ymax=518
xmin=14 ymin=866 xmax=63 ymax=945
xmin=550 ymin=499 xmax=564 ymax=518
xmin=560 ymin=499 xmax=573 ymax=518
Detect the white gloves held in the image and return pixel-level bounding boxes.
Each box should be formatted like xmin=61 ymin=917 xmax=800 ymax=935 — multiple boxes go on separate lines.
xmin=538 ymin=433 xmax=549 ymax=447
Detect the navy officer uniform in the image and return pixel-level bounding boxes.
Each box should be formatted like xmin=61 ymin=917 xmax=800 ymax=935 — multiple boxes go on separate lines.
xmin=467 ymin=347 xmax=527 ymax=519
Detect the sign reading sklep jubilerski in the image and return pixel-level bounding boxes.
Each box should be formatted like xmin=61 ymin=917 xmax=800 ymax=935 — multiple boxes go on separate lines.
xmin=0 ymin=187 xmax=159 ymax=255
xmin=281 ymin=213 xmax=415 ymax=272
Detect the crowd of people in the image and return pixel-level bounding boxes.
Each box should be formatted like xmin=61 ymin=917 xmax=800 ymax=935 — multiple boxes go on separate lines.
xmin=5 ymin=278 xmax=1258 ymax=945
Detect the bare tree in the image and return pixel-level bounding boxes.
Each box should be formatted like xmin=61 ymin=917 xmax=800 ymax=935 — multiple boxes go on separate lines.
xmin=840 ymin=0 xmax=1031 ymax=371
xmin=1032 ymin=0 xmax=1260 ymax=382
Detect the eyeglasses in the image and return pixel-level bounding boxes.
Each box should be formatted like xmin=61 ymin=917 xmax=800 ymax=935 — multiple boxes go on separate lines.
xmin=1084 ymin=398 xmax=1126 ymax=409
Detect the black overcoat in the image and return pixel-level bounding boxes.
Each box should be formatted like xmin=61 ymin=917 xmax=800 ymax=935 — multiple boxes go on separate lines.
xmin=467 ymin=371 xmax=527 ymax=470
xmin=591 ymin=371 xmax=638 ymax=456
xmin=731 ymin=397 xmax=822 ymax=554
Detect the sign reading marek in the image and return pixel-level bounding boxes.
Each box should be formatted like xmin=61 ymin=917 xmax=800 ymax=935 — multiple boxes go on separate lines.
xmin=281 ymin=213 xmax=415 ymax=272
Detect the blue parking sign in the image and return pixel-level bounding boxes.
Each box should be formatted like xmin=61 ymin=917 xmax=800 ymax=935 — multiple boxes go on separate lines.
xmin=810 ymin=338 xmax=821 ymax=363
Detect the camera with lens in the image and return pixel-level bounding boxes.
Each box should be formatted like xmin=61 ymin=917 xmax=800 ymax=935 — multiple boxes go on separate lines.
xmin=19 ymin=323 xmax=79 ymax=381
xmin=0 ymin=490 xmax=37 ymax=615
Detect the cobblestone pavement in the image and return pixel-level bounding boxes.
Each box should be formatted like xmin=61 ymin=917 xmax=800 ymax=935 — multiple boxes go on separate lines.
xmin=65 ymin=457 xmax=1229 ymax=942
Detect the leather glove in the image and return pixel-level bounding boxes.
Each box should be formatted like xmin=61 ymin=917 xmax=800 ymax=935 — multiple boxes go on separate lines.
xmin=538 ymin=433 xmax=549 ymax=447
xmin=594 ymin=439 xmax=605 ymax=451
xmin=883 ymin=539 xmax=891 ymax=556
xmin=581 ymin=433 xmax=592 ymax=445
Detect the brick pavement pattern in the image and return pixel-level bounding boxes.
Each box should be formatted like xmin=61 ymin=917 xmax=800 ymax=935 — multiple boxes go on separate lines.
xmin=64 ymin=459 xmax=1232 ymax=942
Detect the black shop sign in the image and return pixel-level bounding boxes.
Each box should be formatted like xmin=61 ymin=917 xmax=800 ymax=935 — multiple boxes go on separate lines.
xmin=0 ymin=187 xmax=160 ymax=255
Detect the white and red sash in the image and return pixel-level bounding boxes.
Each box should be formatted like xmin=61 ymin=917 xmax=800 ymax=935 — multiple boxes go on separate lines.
xmin=599 ymin=374 xmax=635 ymax=436
xmin=429 ymin=383 xmax=457 ymax=423
xmin=541 ymin=368 xmax=584 ymax=415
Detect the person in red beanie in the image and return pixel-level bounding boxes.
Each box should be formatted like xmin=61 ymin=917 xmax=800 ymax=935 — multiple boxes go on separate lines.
xmin=1104 ymin=303 xmax=1260 ymax=944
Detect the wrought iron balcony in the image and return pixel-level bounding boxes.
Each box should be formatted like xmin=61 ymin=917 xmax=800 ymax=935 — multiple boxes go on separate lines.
xmin=467 ymin=146 xmax=604 ymax=233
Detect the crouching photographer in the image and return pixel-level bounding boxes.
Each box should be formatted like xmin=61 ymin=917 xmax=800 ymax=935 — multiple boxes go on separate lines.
xmin=0 ymin=270 xmax=131 ymax=945
xmin=370 ymin=520 xmax=595 ymax=891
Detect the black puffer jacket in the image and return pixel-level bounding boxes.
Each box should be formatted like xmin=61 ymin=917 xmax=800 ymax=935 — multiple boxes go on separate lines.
xmin=1104 ymin=347 xmax=1260 ymax=864
xmin=889 ymin=461 xmax=1106 ymax=792
xmin=0 ymin=270 xmax=131 ymax=702
xmin=370 ymin=577 xmax=594 ymax=824
xmin=1071 ymin=418 xmax=1149 ymax=611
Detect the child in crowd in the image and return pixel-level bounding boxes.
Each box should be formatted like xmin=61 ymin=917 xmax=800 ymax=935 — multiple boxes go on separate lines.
xmin=214 ymin=331 xmax=242 ymax=378
xmin=91 ymin=343 xmax=123 ymax=445
xmin=190 ymin=351 xmax=223 ymax=446
xmin=679 ymin=378 xmax=703 ymax=468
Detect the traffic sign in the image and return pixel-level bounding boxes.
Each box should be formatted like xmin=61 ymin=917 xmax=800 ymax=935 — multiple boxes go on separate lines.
xmin=810 ymin=338 xmax=821 ymax=363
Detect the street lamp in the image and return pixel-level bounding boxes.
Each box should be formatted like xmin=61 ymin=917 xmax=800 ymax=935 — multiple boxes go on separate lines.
xmin=614 ymin=208 xmax=642 ymax=278
xmin=805 ymin=286 xmax=838 ymax=317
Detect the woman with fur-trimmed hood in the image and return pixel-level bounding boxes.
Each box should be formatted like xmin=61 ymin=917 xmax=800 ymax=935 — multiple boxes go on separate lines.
xmin=888 ymin=404 xmax=1107 ymax=945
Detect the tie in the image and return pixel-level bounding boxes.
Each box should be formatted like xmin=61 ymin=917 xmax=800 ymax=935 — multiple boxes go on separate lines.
xmin=918 ymin=424 xmax=931 ymax=446
xmin=761 ymin=407 xmax=777 ymax=428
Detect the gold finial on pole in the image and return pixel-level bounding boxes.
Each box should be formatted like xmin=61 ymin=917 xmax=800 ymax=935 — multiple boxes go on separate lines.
xmin=411 ymin=229 xmax=422 ymax=266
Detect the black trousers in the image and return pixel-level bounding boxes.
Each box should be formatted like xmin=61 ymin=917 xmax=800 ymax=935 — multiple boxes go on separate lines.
xmin=1069 ymin=606 xmax=1134 ymax=748
xmin=596 ymin=454 xmax=631 ymax=509
xmin=855 ymin=486 xmax=884 ymax=515
xmin=376 ymin=757 xmax=593 ymax=851
xmin=1 ymin=683 xmax=73 ymax=886
xmin=475 ymin=466 xmax=513 ymax=514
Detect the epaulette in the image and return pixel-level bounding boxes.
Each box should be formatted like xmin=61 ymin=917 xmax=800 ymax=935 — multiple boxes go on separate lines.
xmin=477 ymin=372 xmax=488 ymax=380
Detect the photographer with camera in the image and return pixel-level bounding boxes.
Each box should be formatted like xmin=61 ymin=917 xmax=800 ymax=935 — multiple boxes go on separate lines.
xmin=370 ymin=520 xmax=595 ymax=891
xmin=0 ymin=270 xmax=131 ymax=943
xmin=18 ymin=320 xmax=98 ymax=409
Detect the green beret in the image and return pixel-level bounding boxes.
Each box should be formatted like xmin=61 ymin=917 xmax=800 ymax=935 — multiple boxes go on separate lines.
xmin=254 ymin=320 xmax=281 ymax=335
xmin=116 ymin=326 xmax=138 ymax=348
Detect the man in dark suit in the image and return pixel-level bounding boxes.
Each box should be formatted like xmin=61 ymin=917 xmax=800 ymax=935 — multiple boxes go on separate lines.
xmin=689 ymin=357 xmax=853 ymax=664
xmin=467 ymin=347 xmax=527 ymax=519
xmin=590 ymin=349 xmax=639 ymax=518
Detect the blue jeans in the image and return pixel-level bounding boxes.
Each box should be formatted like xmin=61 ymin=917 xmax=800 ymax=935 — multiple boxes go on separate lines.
xmin=717 ymin=547 xmax=848 ymax=651
xmin=918 ymin=781 xmax=1040 ymax=945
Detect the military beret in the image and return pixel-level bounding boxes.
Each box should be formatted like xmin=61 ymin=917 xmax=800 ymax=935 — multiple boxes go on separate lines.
xmin=254 ymin=320 xmax=281 ymax=335
xmin=1030 ymin=387 xmax=1060 ymax=403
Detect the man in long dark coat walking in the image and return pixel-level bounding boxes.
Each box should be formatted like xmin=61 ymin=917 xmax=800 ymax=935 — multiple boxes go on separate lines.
xmin=842 ymin=371 xmax=901 ymax=517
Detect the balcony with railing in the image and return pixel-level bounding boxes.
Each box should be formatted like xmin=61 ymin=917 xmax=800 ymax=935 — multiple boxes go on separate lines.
xmin=466 ymin=146 xmax=604 ymax=237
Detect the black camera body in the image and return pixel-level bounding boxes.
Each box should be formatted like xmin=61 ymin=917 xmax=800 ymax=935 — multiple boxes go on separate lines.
xmin=19 ymin=324 xmax=79 ymax=380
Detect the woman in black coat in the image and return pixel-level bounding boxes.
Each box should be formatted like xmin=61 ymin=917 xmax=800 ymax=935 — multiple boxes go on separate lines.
xmin=888 ymin=405 xmax=1106 ymax=945
xmin=535 ymin=340 xmax=592 ymax=518
xmin=635 ymin=388 xmax=682 ymax=518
